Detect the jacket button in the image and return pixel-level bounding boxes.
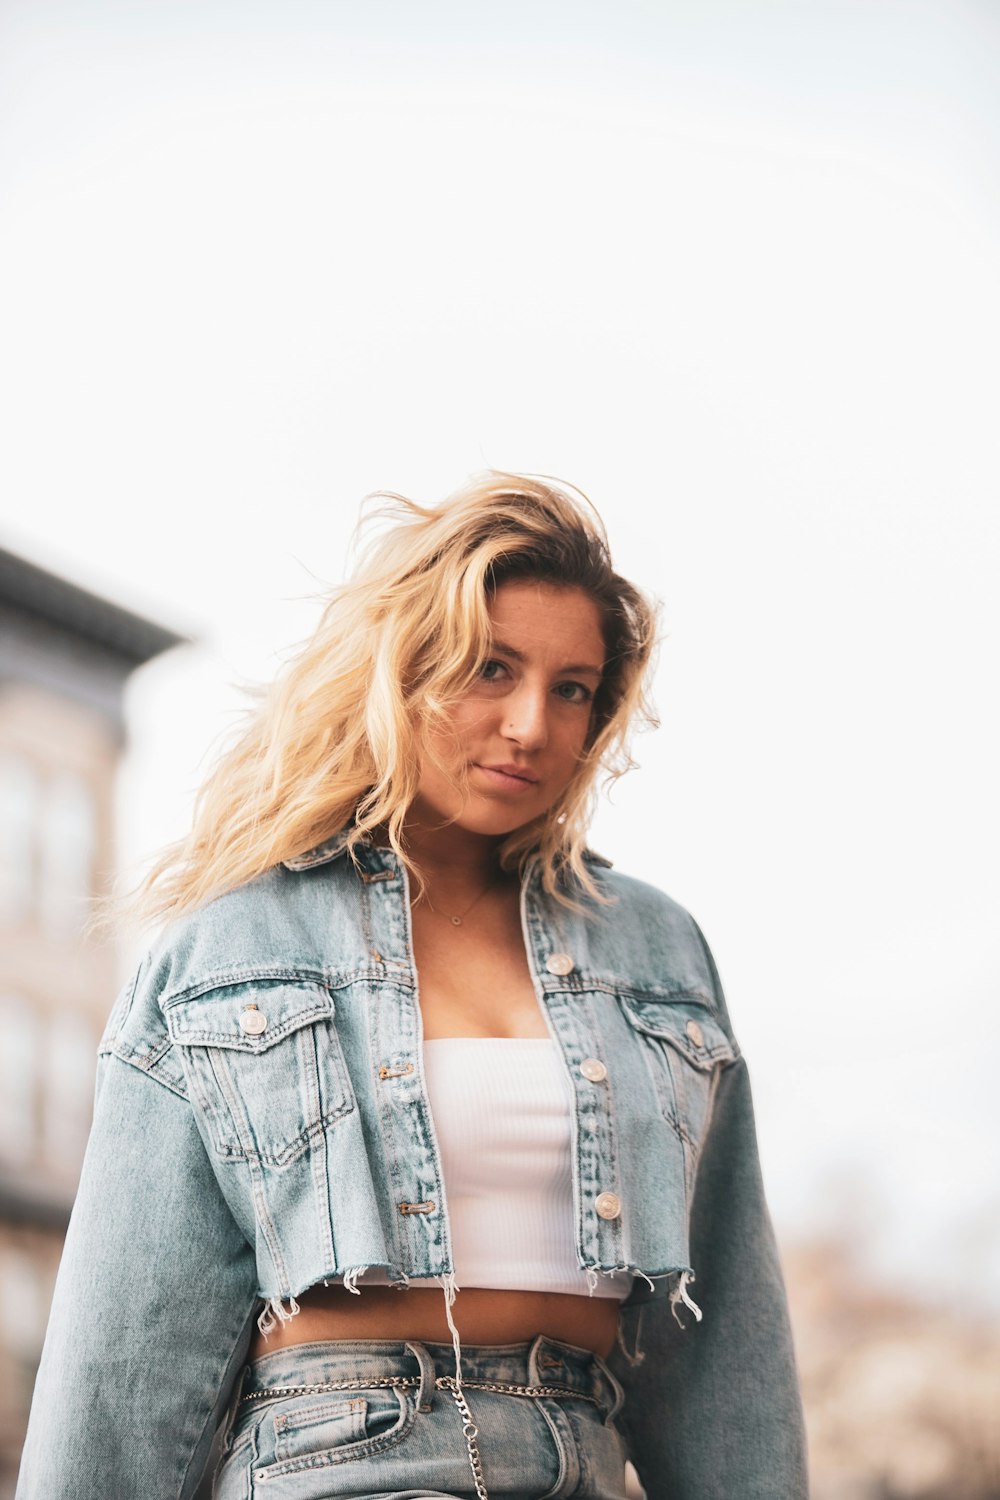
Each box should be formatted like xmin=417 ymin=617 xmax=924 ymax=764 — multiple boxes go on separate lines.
xmin=545 ymin=952 xmax=575 ymax=976
xmin=238 ymin=1005 xmax=268 ymax=1037
xmin=579 ymin=1057 xmax=608 ymax=1083
xmin=595 ymin=1192 xmax=621 ymax=1220
xmin=685 ymin=1019 xmax=704 ymax=1047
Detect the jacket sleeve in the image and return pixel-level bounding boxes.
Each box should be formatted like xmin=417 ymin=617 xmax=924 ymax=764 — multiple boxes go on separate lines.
xmin=16 ymin=978 xmax=259 ymax=1500
xmin=607 ymin=926 xmax=810 ymax=1500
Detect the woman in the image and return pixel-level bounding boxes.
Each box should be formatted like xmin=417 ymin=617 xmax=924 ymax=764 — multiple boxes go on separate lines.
xmin=17 ymin=471 xmax=807 ymax=1499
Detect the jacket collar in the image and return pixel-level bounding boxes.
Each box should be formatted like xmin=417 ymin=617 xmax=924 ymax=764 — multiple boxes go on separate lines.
xmin=282 ymin=827 xmax=611 ymax=873
xmin=281 ymin=828 xmax=357 ymax=871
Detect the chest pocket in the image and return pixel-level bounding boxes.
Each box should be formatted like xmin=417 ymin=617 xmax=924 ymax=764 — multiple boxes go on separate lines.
xmin=165 ymin=980 xmax=355 ymax=1167
xmin=618 ymin=994 xmax=735 ymax=1160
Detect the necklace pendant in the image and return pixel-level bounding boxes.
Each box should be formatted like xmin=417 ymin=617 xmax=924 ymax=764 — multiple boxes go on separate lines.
xmin=451 ymin=915 xmax=462 ymax=926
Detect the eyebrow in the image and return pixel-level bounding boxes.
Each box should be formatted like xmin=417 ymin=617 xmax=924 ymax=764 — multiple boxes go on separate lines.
xmin=490 ymin=640 xmax=604 ymax=679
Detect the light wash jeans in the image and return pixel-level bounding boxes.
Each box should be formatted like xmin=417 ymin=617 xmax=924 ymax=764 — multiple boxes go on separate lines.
xmin=212 ymin=1335 xmax=629 ymax=1499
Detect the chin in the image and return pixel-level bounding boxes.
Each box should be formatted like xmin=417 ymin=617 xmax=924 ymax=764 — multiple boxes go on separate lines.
xmin=460 ymin=805 xmax=542 ymax=838
xmin=418 ymin=794 xmax=545 ymax=840
xmin=411 ymin=774 xmax=559 ymax=838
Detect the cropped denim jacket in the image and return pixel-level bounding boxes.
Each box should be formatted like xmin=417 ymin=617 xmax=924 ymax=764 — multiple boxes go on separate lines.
xmin=17 ymin=830 xmax=808 ymax=1499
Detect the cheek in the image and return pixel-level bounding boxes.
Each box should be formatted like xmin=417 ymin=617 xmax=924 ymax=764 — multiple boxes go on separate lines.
xmin=560 ymin=714 xmax=593 ymax=760
xmin=430 ymin=703 xmax=493 ymax=760
xmin=417 ymin=711 xmax=478 ymax=783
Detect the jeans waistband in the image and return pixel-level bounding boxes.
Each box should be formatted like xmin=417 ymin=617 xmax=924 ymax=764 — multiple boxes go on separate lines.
xmin=242 ymin=1334 xmax=624 ymax=1424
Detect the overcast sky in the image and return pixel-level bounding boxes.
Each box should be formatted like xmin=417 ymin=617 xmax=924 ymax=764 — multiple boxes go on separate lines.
xmin=2 ymin=0 xmax=998 ymax=1310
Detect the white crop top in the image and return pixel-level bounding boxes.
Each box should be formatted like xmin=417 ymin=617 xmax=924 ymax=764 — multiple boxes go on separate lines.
xmin=359 ymin=1038 xmax=633 ymax=1301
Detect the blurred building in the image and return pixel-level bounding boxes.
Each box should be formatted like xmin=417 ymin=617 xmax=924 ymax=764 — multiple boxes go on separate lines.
xmin=785 ymin=1239 xmax=1000 ymax=1500
xmin=0 ymin=544 xmax=184 ymax=1496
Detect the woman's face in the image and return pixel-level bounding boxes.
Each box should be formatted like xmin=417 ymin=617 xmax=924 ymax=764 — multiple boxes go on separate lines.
xmin=412 ymin=579 xmax=606 ymax=840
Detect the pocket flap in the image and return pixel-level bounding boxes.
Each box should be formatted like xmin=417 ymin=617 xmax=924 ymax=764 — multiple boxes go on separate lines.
xmin=619 ymin=995 xmax=736 ymax=1070
xmin=165 ymin=980 xmax=334 ymax=1053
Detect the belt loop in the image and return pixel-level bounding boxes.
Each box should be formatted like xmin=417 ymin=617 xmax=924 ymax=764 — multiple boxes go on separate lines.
xmin=593 ymin=1352 xmax=625 ymax=1427
xmin=404 ymin=1339 xmax=437 ymax=1413
xmin=526 ymin=1332 xmax=547 ymax=1386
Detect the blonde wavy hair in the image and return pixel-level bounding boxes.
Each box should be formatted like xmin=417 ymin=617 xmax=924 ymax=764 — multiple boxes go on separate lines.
xmin=99 ymin=469 xmax=660 ymax=935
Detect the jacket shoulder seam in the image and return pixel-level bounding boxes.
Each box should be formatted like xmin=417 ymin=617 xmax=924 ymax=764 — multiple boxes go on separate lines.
xmin=105 ymin=1041 xmax=190 ymax=1101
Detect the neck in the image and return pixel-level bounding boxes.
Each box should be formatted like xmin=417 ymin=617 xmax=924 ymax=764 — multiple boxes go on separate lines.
xmin=398 ymin=815 xmax=507 ymax=888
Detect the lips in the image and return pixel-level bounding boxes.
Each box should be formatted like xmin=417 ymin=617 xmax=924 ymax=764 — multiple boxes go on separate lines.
xmin=473 ymin=763 xmax=540 ymax=793
xmin=479 ymin=763 xmax=539 ymax=783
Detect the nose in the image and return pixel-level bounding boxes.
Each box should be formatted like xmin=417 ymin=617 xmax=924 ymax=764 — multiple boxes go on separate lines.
xmin=502 ymin=683 xmax=549 ymax=751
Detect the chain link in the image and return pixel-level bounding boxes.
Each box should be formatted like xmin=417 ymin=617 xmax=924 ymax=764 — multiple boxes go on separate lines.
xmin=239 ymin=1370 xmax=602 ymax=1500
xmin=239 ymin=1373 xmax=600 ymax=1406
xmin=437 ymin=1376 xmax=488 ymax=1500
xmin=240 ymin=1374 xmax=416 ymax=1403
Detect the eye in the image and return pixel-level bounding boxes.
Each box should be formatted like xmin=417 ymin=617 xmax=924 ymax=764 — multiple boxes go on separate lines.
xmin=555 ymin=681 xmax=594 ymax=705
xmin=478 ymin=659 xmax=509 ymax=683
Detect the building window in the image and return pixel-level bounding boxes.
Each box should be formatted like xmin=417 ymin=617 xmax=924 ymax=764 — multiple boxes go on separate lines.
xmin=38 ymin=771 xmax=96 ymax=939
xmin=0 ymin=995 xmax=38 ymax=1168
xmin=42 ymin=1010 xmax=95 ymax=1175
xmin=0 ymin=751 xmax=38 ymax=924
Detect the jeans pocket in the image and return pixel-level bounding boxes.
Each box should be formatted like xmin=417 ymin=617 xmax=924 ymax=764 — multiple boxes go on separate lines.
xmin=257 ymin=1385 xmax=416 ymax=1478
xmin=273 ymin=1396 xmax=368 ymax=1461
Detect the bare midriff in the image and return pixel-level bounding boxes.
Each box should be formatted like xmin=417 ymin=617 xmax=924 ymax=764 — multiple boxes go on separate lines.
xmin=248 ymin=1284 xmax=621 ymax=1362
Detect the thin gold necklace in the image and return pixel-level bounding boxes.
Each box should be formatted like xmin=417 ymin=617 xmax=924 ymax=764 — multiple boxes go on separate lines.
xmin=422 ymin=872 xmax=497 ymax=926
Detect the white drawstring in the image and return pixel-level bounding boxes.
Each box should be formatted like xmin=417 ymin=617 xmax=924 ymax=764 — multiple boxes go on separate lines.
xmin=438 ymin=1271 xmax=464 ymax=1388
xmin=669 ymin=1269 xmax=703 ymax=1327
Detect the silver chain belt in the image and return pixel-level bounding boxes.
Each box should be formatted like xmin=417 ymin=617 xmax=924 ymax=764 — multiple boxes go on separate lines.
xmin=240 ymin=1372 xmax=601 ymax=1500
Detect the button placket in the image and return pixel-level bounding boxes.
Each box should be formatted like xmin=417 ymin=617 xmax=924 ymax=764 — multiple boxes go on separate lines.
xmin=524 ymin=887 xmax=624 ymax=1265
xmin=388 ymin=853 xmax=451 ymax=1271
